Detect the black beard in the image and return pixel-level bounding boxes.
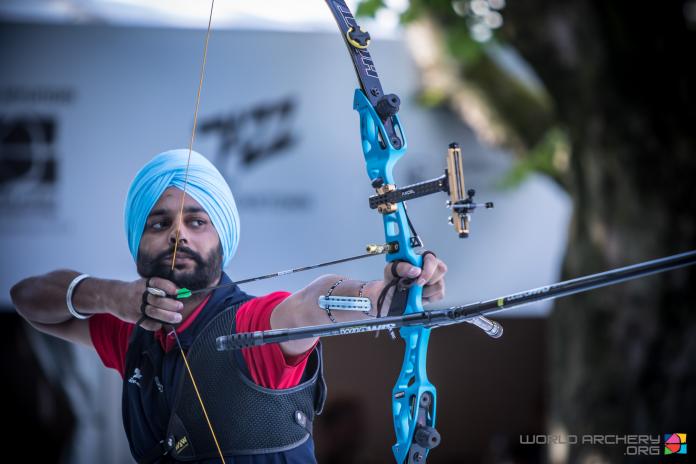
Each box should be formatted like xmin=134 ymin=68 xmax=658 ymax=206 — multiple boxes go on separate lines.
xmin=137 ymin=243 xmax=222 ymax=291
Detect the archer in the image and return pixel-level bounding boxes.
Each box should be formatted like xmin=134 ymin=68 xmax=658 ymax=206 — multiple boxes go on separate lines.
xmin=10 ymin=148 xmax=448 ymax=464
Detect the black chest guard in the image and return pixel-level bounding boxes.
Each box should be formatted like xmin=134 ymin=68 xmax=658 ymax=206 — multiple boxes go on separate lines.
xmin=122 ymin=290 xmax=326 ymax=463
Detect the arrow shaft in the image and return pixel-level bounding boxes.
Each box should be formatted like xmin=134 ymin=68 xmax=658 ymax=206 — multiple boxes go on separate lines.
xmin=179 ymin=251 xmax=383 ymax=298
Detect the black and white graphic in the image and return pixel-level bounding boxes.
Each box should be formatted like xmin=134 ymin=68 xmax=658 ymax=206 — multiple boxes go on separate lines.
xmin=199 ymin=97 xmax=311 ymax=211
xmin=200 ymin=97 xmax=298 ymax=175
xmin=0 ymin=115 xmax=59 ymax=213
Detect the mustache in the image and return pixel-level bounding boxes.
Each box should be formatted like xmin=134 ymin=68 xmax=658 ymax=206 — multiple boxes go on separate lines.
xmin=146 ymin=246 xmax=204 ymax=267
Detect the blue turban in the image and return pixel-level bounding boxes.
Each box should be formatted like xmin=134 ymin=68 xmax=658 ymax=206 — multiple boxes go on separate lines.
xmin=124 ymin=149 xmax=240 ymax=268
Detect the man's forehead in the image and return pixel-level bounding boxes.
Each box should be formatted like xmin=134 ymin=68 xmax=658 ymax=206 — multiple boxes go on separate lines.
xmin=149 ymin=187 xmax=206 ymax=214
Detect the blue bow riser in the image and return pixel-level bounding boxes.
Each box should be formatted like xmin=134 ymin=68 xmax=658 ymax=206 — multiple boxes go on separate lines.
xmin=353 ymin=89 xmax=438 ymax=464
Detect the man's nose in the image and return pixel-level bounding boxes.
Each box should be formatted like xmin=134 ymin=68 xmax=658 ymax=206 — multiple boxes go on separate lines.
xmin=168 ymin=221 xmax=188 ymax=246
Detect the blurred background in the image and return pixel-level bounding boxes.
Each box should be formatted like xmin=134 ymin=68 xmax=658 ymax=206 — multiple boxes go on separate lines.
xmin=1 ymin=0 xmax=694 ymax=463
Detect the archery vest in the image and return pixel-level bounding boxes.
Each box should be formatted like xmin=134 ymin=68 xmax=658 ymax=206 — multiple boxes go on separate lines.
xmin=122 ymin=274 xmax=327 ymax=463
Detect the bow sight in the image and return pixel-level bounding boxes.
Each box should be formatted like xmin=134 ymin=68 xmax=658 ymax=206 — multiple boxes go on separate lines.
xmin=369 ymin=142 xmax=494 ymax=239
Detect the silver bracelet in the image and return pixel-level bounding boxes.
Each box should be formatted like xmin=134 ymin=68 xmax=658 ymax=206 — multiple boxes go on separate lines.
xmin=359 ymin=281 xmax=374 ymax=317
xmin=66 ymin=274 xmax=92 ymax=320
xmin=358 ymin=281 xmax=369 ymax=298
xmin=322 ymin=279 xmax=345 ymax=323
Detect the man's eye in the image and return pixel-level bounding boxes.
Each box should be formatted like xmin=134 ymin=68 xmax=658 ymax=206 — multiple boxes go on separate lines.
xmin=150 ymin=221 xmax=169 ymax=230
xmin=190 ymin=219 xmax=206 ymax=227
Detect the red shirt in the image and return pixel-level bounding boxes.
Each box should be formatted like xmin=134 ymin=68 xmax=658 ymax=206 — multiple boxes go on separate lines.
xmin=88 ymin=292 xmax=314 ymax=389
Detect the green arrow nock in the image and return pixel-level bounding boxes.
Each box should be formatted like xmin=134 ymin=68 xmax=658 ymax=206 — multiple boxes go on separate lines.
xmin=176 ymin=288 xmax=192 ymax=299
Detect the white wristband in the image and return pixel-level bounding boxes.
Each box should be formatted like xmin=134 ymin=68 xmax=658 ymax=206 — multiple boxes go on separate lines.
xmin=66 ymin=274 xmax=92 ymax=320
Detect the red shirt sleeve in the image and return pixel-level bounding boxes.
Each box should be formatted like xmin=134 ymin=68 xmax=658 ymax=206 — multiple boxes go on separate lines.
xmin=88 ymin=292 xmax=317 ymax=387
xmin=236 ymin=292 xmax=318 ymax=389
xmin=89 ymin=314 xmax=134 ymax=378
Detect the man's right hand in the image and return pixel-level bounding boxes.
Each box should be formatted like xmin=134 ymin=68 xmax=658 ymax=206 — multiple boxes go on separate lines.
xmin=113 ymin=277 xmax=184 ymax=332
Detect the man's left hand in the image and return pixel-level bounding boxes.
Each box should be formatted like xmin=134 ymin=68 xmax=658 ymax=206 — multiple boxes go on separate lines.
xmin=382 ymin=251 xmax=447 ymax=305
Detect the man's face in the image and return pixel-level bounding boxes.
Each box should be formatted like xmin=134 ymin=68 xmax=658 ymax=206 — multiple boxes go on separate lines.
xmin=137 ymin=187 xmax=223 ymax=290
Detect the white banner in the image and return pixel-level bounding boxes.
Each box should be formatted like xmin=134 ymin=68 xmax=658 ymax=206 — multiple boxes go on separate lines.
xmin=0 ymin=23 xmax=570 ymax=316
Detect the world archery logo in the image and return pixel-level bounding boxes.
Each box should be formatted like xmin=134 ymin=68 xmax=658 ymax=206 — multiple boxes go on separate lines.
xmin=664 ymin=433 xmax=687 ymax=455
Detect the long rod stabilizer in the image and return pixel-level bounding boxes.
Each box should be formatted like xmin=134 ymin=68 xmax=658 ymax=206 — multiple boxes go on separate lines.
xmin=216 ymin=250 xmax=696 ymax=350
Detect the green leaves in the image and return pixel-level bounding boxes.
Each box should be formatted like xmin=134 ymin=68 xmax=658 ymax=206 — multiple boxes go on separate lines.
xmin=446 ymin=26 xmax=487 ymax=65
xmin=356 ymin=0 xmax=386 ymax=18
xmin=499 ymin=127 xmax=570 ymax=188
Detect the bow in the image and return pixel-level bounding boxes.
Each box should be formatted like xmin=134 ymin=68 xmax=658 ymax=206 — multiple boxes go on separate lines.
xmin=323 ymin=2 xmax=502 ymax=461
xmin=167 ymin=2 xmax=696 ymax=463
xmin=325 ymin=2 xmax=441 ymax=462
